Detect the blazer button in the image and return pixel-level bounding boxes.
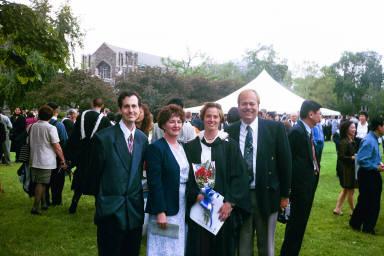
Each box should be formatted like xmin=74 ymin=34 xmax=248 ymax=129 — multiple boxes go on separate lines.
xmin=271 ymin=156 xmax=274 ymax=160
xmin=268 ymin=171 xmax=272 ymax=175
xmin=266 ymin=186 xmax=270 ymax=189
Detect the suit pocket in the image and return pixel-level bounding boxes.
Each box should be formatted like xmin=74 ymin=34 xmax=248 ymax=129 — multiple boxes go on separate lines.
xmin=96 ymin=195 xmax=125 ymax=217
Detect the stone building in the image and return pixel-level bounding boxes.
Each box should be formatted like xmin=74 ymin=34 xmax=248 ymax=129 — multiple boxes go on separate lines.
xmin=82 ymin=42 xmax=164 ymax=84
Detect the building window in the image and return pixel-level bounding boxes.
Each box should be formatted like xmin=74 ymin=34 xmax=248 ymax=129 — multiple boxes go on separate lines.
xmin=97 ymin=61 xmax=111 ymax=79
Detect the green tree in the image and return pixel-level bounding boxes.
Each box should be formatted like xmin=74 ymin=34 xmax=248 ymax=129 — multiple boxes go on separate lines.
xmin=244 ymin=44 xmax=291 ymax=86
xmin=116 ymin=67 xmax=184 ymax=111
xmin=24 ymin=69 xmax=117 ymax=111
xmin=293 ymin=64 xmax=337 ymax=110
xmin=0 ymin=0 xmax=83 ymax=108
xmin=115 ymin=67 xmax=243 ymax=112
xmin=162 ymin=49 xmax=246 ymax=83
xmin=331 ymin=51 xmax=383 ymax=114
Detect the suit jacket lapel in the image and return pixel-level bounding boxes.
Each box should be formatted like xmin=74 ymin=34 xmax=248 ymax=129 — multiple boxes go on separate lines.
xmin=113 ymin=125 xmax=130 ymax=172
xmin=161 ymin=138 xmax=180 ymax=171
xmin=298 ymin=121 xmax=314 ymax=163
xmin=233 ymin=121 xmax=241 ymax=143
xmin=256 ymin=118 xmax=266 ymax=182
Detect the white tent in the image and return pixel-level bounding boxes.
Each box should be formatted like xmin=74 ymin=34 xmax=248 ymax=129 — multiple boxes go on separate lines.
xmin=185 ymin=70 xmax=341 ymax=116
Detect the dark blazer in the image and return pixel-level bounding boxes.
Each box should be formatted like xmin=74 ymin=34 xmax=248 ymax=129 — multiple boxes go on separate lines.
xmin=289 ymin=120 xmax=319 ymax=191
xmin=145 ymin=138 xmax=182 ymax=216
xmin=91 ymin=125 xmax=148 ymax=230
xmin=281 ymin=120 xmax=320 ymax=256
xmin=226 ymin=119 xmax=292 ymax=218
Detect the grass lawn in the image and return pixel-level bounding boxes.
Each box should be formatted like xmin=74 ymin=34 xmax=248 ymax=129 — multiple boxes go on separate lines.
xmin=1 ymin=142 xmax=384 ymax=255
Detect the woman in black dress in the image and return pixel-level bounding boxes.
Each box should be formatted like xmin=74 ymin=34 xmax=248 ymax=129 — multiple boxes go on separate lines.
xmin=185 ymin=102 xmax=250 ymax=256
xmin=10 ymin=107 xmax=26 ymax=162
xmin=333 ymin=120 xmax=358 ymax=215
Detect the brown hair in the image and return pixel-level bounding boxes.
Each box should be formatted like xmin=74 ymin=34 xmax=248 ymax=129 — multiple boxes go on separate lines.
xmin=157 ymin=104 xmax=185 ymax=131
xmin=135 ymin=103 xmax=153 ymax=135
xmin=200 ymin=102 xmax=224 ymax=122
xmin=118 ymin=91 xmax=141 ymax=108
xmin=38 ymin=105 xmax=54 ymax=121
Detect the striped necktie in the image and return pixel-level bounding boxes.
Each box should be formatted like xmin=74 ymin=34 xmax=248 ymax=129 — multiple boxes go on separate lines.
xmin=310 ymin=133 xmax=319 ymax=174
xmin=128 ymin=134 xmax=134 ymax=154
xmin=244 ymin=125 xmax=254 ymax=183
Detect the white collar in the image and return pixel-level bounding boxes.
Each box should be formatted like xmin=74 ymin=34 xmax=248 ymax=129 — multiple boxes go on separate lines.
xmin=119 ymin=120 xmax=136 ymax=141
xmin=198 ymin=130 xmax=229 ymax=141
xmin=359 ymin=121 xmax=368 ymax=127
xmin=301 ymin=120 xmax=312 ymax=136
xmin=241 ymin=117 xmax=258 ymax=131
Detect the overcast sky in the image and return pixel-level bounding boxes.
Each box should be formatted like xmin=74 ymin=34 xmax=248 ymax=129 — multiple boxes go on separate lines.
xmin=14 ymin=0 xmax=384 ymax=72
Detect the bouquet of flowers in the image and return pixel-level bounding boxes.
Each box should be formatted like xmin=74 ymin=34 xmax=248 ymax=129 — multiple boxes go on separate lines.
xmin=192 ymin=160 xmax=216 ymax=226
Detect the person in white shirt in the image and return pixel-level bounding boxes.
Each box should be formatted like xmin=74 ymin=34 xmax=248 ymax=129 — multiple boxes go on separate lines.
xmin=0 ymin=109 xmax=12 ymax=164
xmin=356 ymin=111 xmax=369 ymax=146
xmin=289 ymin=112 xmax=298 ymax=127
xmin=29 ymin=105 xmax=67 ymax=215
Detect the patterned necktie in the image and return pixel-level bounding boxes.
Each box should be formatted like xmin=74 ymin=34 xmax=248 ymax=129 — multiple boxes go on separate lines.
xmin=244 ymin=125 xmax=254 ymax=183
xmin=310 ymin=133 xmax=319 ymax=174
xmin=128 ymin=134 xmax=134 ymax=154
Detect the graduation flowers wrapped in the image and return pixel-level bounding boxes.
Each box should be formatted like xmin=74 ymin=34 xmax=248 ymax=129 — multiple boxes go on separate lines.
xmin=193 ymin=160 xmax=216 ymax=226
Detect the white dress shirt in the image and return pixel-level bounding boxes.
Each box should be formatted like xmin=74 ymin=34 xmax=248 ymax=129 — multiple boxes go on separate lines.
xmin=356 ymin=121 xmax=368 ymax=139
xmin=239 ymin=118 xmax=258 ymax=189
xmin=119 ymin=120 xmax=136 ymax=148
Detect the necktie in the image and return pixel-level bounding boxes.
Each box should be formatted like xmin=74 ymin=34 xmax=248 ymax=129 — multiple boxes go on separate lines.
xmin=244 ymin=126 xmax=254 ymax=183
xmin=128 ymin=134 xmax=134 ymax=154
xmin=310 ymin=133 xmax=319 ymax=175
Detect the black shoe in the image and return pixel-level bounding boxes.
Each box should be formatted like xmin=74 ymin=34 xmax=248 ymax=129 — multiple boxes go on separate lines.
xmin=31 ymin=208 xmax=42 ymax=215
xmin=68 ymin=201 xmax=77 ymax=214
xmin=41 ymin=205 xmax=49 ymax=211
xmin=362 ymin=229 xmax=376 ymax=235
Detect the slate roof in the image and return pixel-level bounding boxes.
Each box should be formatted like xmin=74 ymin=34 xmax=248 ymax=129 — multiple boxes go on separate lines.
xmin=103 ymin=42 xmax=164 ymax=67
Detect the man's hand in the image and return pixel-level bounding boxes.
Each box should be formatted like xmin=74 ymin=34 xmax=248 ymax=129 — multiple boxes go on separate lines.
xmin=218 ymin=202 xmax=233 ymax=221
xmin=280 ymin=198 xmax=289 ymax=209
xmin=378 ymin=164 xmax=384 ymax=172
xmin=156 ymin=212 xmax=167 ymax=229
xmin=60 ymin=160 xmax=67 ymax=170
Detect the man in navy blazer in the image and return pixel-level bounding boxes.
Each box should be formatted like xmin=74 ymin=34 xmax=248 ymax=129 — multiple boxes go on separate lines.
xmin=226 ymin=89 xmax=292 ymax=256
xmin=90 ymin=91 xmax=148 ymax=256
xmin=280 ymin=100 xmax=322 ymax=256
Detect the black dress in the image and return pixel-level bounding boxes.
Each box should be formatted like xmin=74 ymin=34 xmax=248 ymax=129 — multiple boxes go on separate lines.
xmin=184 ymin=135 xmax=250 ymax=256
xmin=337 ymin=138 xmax=358 ymax=189
xmin=10 ymin=114 xmax=26 ymax=160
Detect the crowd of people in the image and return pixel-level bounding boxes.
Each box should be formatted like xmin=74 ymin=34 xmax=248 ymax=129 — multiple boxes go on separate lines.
xmin=1 ymin=89 xmax=384 ymax=256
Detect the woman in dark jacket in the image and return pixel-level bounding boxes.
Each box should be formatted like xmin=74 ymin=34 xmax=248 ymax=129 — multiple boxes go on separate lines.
xmin=185 ymin=102 xmax=250 ymax=256
xmin=145 ymin=104 xmax=189 ymax=256
xmin=333 ymin=120 xmax=358 ymax=216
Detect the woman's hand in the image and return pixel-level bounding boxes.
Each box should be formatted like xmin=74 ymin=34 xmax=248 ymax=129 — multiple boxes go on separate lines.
xmin=218 ymin=202 xmax=233 ymax=221
xmin=156 ymin=212 xmax=167 ymax=229
xmin=196 ymin=194 xmax=204 ymax=202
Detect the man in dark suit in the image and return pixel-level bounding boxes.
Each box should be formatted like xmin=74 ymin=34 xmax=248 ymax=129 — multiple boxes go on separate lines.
xmin=280 ymin=100 xmax=322 ymax=256
xmin=90 ymin=91 xmax=148 ymax=256
xmin=226 ymin=89 xmax=292 ymax=256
